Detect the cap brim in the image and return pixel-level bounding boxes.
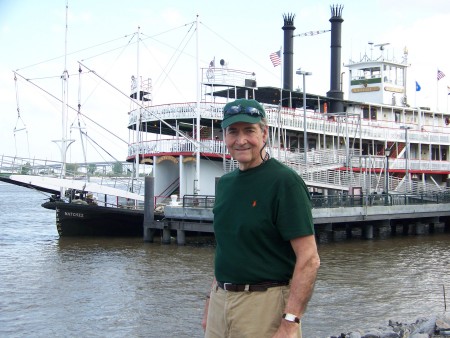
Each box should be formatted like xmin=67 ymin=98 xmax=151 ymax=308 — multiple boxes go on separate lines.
xmin=221 ymin=114 xmax=262 ymax=129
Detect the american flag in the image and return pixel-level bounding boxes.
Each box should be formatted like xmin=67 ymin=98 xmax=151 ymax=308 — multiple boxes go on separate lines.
xmin=270 ymin=50 xmax=281 ymax=67
xmin=437 ymin=69 xmax=445 ymax=81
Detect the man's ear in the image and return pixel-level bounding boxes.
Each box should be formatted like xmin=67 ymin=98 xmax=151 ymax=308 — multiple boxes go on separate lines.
xmin=263 ymin=125 xmax=269 ymax=142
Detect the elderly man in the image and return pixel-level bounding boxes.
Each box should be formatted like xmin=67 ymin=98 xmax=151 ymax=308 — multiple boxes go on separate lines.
xmin=203 ymin=99 xmax=320 ymax=338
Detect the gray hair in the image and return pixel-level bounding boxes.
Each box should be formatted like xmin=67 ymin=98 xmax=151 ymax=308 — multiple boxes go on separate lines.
xmin=258 ymin=118 xmax=268 ymax=131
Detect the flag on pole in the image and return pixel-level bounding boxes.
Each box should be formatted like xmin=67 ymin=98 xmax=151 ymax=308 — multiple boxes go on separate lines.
xmin=209 ymin=58 xmax=215 ymax=68
xmin=270 ymin=50 xmax=281 ymax=67
xmin=437 ymin=69 xmax=445 ymax=80
xmin=415 ymin=81 xmax=421 ymax=91
xmin=448 ymin=85 xmax=450 ymax=95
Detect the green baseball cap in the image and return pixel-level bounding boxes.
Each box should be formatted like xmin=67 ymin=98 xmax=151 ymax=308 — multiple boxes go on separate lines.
xmin=221 ymin=99 xmax=266 ymax=129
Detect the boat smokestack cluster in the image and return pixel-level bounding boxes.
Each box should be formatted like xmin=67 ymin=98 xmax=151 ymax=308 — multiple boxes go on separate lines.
xmin=327 ymin=5 xmax=344 ymax=114
xmin=282 ymin=13 xmax=296 ymax=91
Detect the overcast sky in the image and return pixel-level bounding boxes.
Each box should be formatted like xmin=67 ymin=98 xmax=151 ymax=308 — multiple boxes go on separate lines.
xmin=1 ymin=0 xmax=449 ymax=163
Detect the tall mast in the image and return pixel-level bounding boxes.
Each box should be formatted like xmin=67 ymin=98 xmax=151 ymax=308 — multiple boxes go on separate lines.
xmin=135 ymin=26 xmax=141 ymax=182
xmin=61 ymin=0 xmax=69 ymax=178
xmin=53 ymin=0 xmax=74 ymax=187
xmin=195 ymin=15 xmax=200 ymax=195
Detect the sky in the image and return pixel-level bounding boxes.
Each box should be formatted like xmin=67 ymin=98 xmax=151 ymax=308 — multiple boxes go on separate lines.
xmin=1 ymin=0 xmax=450 ymax=163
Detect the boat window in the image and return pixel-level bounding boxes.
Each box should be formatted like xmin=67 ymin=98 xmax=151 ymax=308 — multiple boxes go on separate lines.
xmin=431 ymin=146 xmax=440 ymax=161
xmin=363 ymin=107 xmax=369 ymax=119
xmin=370 ymin=107 xmax=377 ymax=120
xmin=371 ymin=67 xmax=381 ymax=79
xmin=362 ymin=107 xmax=377 ymax=120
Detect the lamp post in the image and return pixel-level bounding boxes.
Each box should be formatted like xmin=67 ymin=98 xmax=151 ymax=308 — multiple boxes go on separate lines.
xmin=384 ymin=147 xmax=391 ymax=205
xmin=400 ymin=125 xmax=412 ymax=190
xmin=296 ymin=68 xmax=312 ymax=166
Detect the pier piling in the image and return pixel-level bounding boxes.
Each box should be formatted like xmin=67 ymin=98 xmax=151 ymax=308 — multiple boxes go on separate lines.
xmin=143 ymin=176 xmax=155 ymax=242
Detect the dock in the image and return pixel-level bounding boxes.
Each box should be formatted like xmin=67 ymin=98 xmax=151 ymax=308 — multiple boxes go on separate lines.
xmin=143 ymin=177 xmax=450 ymax=245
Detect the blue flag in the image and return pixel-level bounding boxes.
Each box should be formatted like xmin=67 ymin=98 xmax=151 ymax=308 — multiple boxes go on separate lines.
xmin=415 ymin=81 xmax=421 ymax=91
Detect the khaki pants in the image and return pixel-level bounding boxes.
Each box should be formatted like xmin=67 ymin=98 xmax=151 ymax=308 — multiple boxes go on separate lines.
xmin=205 ymin=283 xmax=302 ymax=338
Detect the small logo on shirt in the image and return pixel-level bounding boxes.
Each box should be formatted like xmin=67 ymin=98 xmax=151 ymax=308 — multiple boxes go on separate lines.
xmin=252 ymin=200 xmax=257 ymax=207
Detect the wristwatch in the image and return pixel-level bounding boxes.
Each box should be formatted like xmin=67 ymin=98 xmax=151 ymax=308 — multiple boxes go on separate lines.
xmin=282 ymin=313 xmax=300 ymax=324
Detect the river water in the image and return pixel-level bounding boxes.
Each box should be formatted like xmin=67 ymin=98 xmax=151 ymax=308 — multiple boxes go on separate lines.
xmin=1 ymin=183 xmax=449 ymax=337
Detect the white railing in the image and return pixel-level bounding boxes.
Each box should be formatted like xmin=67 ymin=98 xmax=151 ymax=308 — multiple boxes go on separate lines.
xmin=129 ymin=102 xmax=450 ymax=147
xmin=128 ymin=139 xmax=226 ymax=157
xmin=128 ymin=139 xmax=450 ymax=193
xmin=201 ymin=67 xmax=256 ymax=88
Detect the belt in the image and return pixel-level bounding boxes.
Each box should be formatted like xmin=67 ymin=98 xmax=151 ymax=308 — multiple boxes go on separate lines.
xmin=217 ymin=280 xmax=289 ymax=292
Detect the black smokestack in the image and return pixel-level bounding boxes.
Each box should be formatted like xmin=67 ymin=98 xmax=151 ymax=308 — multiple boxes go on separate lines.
xmin=282 ymin=13 xmax=295 ymax=91
xmin=327 ymin=5 xmax=344 ymax=113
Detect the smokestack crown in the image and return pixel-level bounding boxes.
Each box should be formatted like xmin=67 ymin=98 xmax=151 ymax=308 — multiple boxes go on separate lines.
xmin=282 ymin=13 xmax=295 ymax=29
xmin=330 ymin=5 xmax=344 ymax=21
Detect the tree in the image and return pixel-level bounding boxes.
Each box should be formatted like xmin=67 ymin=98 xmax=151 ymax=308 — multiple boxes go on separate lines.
xmin=88 ymin=163 xmax=97 ymax=174
xmin=66 ymin=163 xmax=79 ymax=175
xmin=112 ymin=162 xmax=123 ymax=175
xmin=21 ymin=162 xmax=32 ymax=175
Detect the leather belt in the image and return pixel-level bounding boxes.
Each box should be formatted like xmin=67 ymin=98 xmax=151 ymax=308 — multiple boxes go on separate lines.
xmin=217 ymin=281 xmax=289 ymax=292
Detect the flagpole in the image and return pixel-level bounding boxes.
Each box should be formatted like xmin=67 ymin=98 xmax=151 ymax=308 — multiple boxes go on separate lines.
xmin=278 ymin=46 xmax=282 ymax=160
xmin=279 ymin=46 xmax=283 ymax=105
xmin=414 ymin=82 xmax=417 ymax=108
xmin=437 ymin=69 xmax=446 ymax=112
xmin=437 ymin=69 xmax=439 ymax=113
xmin=415 ymin=81 xmax=420 ymax=129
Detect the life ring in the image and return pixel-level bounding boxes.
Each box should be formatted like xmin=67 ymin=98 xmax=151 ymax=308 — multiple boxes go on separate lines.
xmin=445 ymin=117 xmax=449 ymax=125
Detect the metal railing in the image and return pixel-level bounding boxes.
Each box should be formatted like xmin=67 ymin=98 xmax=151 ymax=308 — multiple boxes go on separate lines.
xmin=178 ymin=191 xmax=450 ymax=210
xmin=310 ymin=191 xmax=450 ymax=208
xmin=130 ymin=101 xmax=450 ymax=145
xmin=182 ymin=195 xmax=215 ymax=208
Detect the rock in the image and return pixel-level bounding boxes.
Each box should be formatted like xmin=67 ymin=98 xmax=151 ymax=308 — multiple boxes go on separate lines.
xmin=436 ymin=313 xmax=450 ymax=332
xmin=330 ymin=314 xmax=450 ymax=338
xmin=361 ymin=329 xmax=382 ymax=338
xmin=379 ymin=329 xmax=400 ymax=338
xmin=412 ymin=315 xmax=436 ymax=335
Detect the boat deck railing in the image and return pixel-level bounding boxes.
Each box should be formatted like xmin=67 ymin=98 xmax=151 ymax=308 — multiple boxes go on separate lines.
xmin=180 ymin=191 xmax=450 ymax=210
xmin=182 ymin=195 xmax=215 ymax=209
xmin=130 ymin=101 xmax=450 ymax=145
xmin=127 ymin=137 xmax=450 ymax=195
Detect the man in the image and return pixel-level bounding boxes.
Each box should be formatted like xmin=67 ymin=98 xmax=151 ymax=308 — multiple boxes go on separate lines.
xmin=203 ymin=99 xmax=320 ymax=338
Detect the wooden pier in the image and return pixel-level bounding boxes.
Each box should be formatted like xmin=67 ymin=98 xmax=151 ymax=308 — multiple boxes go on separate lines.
xmin=143 ymin=177 xmax=450 ymax=245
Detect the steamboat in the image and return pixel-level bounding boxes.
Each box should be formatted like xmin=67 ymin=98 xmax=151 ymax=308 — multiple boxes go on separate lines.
xmin=127 ymin=6 xmax=450 ymax=210
xmin=5 ymin=6 xmax=449 ymax=238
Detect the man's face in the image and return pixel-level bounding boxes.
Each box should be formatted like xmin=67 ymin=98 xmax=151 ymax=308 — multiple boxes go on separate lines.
xmin=225 ymin=122 xmax=268 ymax=171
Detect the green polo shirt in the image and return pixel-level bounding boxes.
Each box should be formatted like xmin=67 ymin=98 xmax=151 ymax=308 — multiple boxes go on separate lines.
xmin=213 ymin=158 xmax=314 ymax=284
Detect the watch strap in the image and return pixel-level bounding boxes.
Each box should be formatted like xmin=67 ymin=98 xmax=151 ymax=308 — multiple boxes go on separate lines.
xmin=282 ymin=313 xmax=300 ymax=324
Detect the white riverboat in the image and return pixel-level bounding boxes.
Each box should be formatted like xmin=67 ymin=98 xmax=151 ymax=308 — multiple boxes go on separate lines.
xmin=126 ymin=8 xmax=450 ymax=204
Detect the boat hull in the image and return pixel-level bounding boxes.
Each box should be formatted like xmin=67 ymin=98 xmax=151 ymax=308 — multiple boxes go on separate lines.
xmin=42 ymin=201 xmax=144 ymax=237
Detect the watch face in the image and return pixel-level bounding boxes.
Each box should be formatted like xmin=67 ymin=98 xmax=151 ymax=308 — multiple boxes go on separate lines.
xmin=283 ymin=313 xmax=300 ymax=324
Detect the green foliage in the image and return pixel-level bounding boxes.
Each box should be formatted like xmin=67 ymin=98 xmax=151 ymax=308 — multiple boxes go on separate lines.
xmin=112 ymin=162 xmax=123 ymax=175
xmin=87 ymin=163 xmax=97 ymax=174
xmin=20 ymin=162 xmax=32 ymax=175
xmin=66 ymin=163 xmax=79 ymax=175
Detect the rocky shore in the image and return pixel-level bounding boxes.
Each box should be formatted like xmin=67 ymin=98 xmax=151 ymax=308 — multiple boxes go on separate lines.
xmin=328 ymin=313 xmax=450 ymax=338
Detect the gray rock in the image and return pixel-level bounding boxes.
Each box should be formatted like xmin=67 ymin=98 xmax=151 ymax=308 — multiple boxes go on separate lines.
xmin=379 ymin=330 xmax=400 ymax=338
xmin=412 ymin=315 xmax=436 ymax=335
xmin=362 ymin=329 xmax=382 ymax=338
xmin=436 ymin=313 xmax=450 ymax=332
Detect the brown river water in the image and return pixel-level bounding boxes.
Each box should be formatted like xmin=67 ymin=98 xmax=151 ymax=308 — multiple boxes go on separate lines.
xmin=1 ymin=183 xmax=449 ymax=337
